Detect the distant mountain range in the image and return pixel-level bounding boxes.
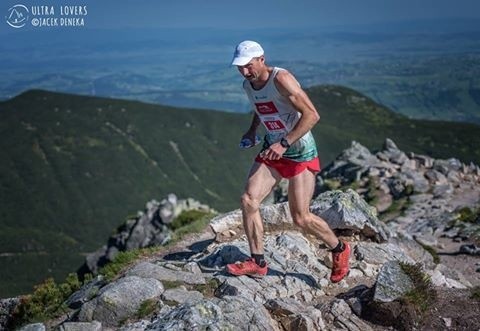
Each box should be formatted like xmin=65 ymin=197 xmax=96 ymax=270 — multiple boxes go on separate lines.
xmin=0 ymin=85 xmax=479 ymax=297
xmin=1 ymin=24 xmax=480 ymax=122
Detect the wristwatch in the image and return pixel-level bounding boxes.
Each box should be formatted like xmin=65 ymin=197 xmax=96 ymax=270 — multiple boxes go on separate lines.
xmin=280 ymin=137 xmax=291 ymax=148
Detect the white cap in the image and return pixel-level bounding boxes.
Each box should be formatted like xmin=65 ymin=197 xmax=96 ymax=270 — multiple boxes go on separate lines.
xmin=231 ymin=40 xmax=264 ymax=66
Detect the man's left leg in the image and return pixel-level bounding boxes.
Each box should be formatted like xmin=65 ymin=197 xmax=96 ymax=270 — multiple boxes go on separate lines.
xmin=287 ymin=169 xmax=350 ymax=283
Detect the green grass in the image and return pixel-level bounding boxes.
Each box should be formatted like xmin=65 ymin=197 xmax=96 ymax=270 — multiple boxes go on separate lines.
xmin=161 ymin=280 xmax=185 ymax=290
xmin=192 ymin=278 xmax=220 ymax=298
xmin=399 ymin=262 xmax=436 ymax=313
xmin=99 ymin=246 xmax=160 ymax=281
xmin=170 ymin=210 xmax=214 ymax=231
xmin=136 ymin=298 xmax=158 ymax=319
xmin=455 ymin=207 xmax=480 ymax=224
xmin=169 ymin=211 xmax=216 ymax=243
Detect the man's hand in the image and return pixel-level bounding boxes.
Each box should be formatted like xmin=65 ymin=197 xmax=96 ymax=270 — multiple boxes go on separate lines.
xmin=259 ymin=142 xmax=287 ymax=160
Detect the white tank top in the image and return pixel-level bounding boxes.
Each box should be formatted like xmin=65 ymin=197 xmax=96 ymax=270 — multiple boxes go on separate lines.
xmin=243 ymin=67 xmax=317 ymax=161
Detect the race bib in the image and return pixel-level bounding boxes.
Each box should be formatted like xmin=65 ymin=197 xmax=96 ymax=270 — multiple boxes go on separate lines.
xmin=255 ymin=101 xmax=288 ymax=133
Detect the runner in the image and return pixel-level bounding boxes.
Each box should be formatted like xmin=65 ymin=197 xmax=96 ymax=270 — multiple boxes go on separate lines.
xmin=227 ymin=40 xmax=350 ymax=283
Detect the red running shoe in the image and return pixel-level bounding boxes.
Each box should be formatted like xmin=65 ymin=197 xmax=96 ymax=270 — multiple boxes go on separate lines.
xmin=226 ymin=258 xmax=268 ymax=278
xmin=330 ymin=241 xmax=351 ymax=283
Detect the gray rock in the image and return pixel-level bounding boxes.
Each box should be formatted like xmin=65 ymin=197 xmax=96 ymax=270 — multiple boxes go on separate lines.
xmin=85 ymin=246 xmax=108 ymax=275
xmin=383 ymin=138 xmax=399 ymax=151
xmin=354 ymin=242 xmax=414 ymax=265
xmin=434 ymin=264 xmax=472 ymax=288
xmin=161 ymin=287 xmax=203 ymax=304
xmin=433 ymin=183 xmax=454 ymax=197
xmin=210 ymin=202 xmax=293 ymax=235
xmin=265 ymin=297 xmax=326 ymax=331
xmin=428 ymin=268 xmax=468 ymax=289
xmin=320 ymin=299 xmax=374 ymax=331
xmin=424 ymin=169 xmax=448 ymax=184
xmin=373 ymin=261 xmax=414 ymax=303
xmin=210 ymin=209 xmax=243 ymax=234
xmin=373 ymin=191 xmax=393 ymax=213
xmin=311 ymin=189 xmax=389 ymax=242
xmin=127 ymin=262 xmax=206 ymax=285
xmin=78 ymin=276 xmax=163 ymax=327
xmin=459 ymin=244 xmax=480 ymax=255
xmin=118 ymin=320 xmax=152 ymax=331
xmin=0 ymin=297 xmax=20 ymax=330
xmin=321 ymin=141 xmax=381 ymax=182
xmin=413 ymin=154 xmax=434 ymax=168
xmin=65 ymin=276 xmax=106 ymax=309
xmin=389 ymin=236 xmax=435 ymax=268
xmin=18 ymin=323 xmax=46 ymax=331
xmin=58 ymin=321 xmax=102 ymax=331
xmin=433 ymin=158 xmax=463 ymax=174
xmin=380 ymin=138 xmax=409 ymax=165
xmin=200 ymin=232 xmax=326 ymax=304
xmin=147 ymin=297 xmax=277 ymax=330
xmin=402 ymin=169 xmax=430 ymax=193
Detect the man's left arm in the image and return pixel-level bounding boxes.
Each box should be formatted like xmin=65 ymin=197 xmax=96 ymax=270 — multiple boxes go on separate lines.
xmin=262 ymin=70 xmax=320 ymax=160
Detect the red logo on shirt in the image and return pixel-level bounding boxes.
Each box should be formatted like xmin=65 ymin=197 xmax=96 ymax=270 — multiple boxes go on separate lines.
xmin=264 ymin=120 xmax=286 ymax=131
xmin=255 ymin=101 xmax=278 ymax=115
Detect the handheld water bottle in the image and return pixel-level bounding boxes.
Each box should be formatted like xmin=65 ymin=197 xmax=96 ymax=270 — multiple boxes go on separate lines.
xmin=239 ymin=135 xmax=261 ymax=149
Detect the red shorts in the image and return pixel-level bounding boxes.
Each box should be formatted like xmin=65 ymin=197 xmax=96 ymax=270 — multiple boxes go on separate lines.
xmin=255 ymin=155 xmax=321 ymax=178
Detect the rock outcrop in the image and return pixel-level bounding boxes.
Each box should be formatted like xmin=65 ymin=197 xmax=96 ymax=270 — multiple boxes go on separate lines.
xmin=10 ymin=140 xmax=480 ymax=331
xmin=80 ymin=194 xmax=215 ymax=275
xmin=319 ymin=139 xmax=480 ymax=246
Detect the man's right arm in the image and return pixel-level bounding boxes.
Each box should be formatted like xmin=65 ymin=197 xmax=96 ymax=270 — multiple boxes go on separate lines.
xmin=247 ymin=113 xmax=260 ymax=134
xmin=242 ymin=112 xmax=260 ymax=143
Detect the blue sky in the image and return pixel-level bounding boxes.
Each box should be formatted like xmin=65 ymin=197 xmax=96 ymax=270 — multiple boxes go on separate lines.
xmin=1 ymin=0 xmax=480 ymax=33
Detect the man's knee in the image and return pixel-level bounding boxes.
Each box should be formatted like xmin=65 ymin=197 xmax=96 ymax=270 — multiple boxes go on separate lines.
xmin=241 ymin=193 xmax=260 ymax=213
xmin=291 ymin=212 xmax=312 ymax=228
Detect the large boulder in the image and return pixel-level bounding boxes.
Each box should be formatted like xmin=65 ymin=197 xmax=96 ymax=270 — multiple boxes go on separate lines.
xmin=373 ymin=261 xmax=414 ymax=303
xmin=310 ymin=189 xmax=389 ymax=242
xmin=147 ymin=296 xmax=278 ymax=330
xmin=78 ymin=276 xmax=164 ymax=327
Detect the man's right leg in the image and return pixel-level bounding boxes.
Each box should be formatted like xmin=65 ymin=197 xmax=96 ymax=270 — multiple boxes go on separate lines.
xmin=226 ymin=162 xmax=280 ymax=277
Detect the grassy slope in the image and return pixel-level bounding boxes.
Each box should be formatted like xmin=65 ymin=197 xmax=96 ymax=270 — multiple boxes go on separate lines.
xmin=1 ymin=86 xmax=479 ymax=297
xmin=0 ymin=90 xmax=255 ymax=296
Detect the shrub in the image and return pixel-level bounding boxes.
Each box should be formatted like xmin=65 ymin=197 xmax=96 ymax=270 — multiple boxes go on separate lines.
xmin=11 ymin=273 xmax=82 ymax=328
